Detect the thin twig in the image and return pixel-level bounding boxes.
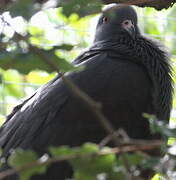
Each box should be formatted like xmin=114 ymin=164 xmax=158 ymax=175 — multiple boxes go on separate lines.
xmin=62 ymin=76 xmax=121 ymax=146
xmin=99 ymin=128 xmax=131 ymax=147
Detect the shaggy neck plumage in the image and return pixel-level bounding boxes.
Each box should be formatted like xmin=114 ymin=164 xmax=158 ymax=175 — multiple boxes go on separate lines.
xmin=89 ymin=36 xmax=173 ymax=120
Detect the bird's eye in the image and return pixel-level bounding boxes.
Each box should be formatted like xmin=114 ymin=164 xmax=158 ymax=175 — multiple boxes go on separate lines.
xmin=103 ymin=17 xmax=108 ymax=23
xmin=124 ymin=20 xmax=129 ymax=25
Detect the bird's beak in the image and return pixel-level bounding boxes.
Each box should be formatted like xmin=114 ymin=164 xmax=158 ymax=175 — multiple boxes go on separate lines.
xmin=122 ymin=20 xmax=136 ymax=39
xmin=126 ymin=25 xmax=136 ymax=39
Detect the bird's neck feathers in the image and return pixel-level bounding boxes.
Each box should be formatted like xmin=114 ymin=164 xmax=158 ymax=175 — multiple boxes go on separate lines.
xmin=94 ymin=24 xmax=140 ymax=43
xmin=94 ymin=29 xmax=132 ymax=43
xmin=91 ymin=36 xmax=173 ymax=120
xmin=133 ymin=37 xmax=173 ymax=121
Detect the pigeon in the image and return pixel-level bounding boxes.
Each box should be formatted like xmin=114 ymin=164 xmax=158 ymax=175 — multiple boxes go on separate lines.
xmin=0 ymin=4 xmax=173 ymax=180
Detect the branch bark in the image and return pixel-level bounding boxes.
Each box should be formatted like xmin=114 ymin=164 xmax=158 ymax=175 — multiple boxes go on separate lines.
xmin=0 ymin=0 xmax=175 ymax=11
xmin=102 ymin=0 xmax=175 ymax=10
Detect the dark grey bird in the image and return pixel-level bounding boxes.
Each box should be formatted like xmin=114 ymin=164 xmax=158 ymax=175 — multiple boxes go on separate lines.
xmin=0 ymin=4 xmax=173 ymax=180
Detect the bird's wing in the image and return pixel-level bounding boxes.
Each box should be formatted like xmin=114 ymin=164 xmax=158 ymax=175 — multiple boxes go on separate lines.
xmin=0 ymin=76 xmax=68 ymax=154
xmin=0 ymin=51 xmax=105 ymax=155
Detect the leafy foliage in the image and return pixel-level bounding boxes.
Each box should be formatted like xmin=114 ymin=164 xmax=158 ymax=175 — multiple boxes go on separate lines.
xmin=8 ymin=0 xmax=35 ymax=20
xmin=61 ymin=0 xmax=102 ymax=17
xmin=9 ymin=149 xmax=47 ymax=180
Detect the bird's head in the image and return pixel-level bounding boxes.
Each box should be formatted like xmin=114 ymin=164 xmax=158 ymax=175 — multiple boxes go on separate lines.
xmin=94 ymin=4 xmax=140 ymax=42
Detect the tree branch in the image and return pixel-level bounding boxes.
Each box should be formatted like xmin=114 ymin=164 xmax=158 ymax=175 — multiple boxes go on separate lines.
xmin=0 ymin=0 xmax=175 ymax=12
xmin=102 ymin=0 xmax=175 ymax=10
xmin=62 ymin=76 xmax=121 ymax=146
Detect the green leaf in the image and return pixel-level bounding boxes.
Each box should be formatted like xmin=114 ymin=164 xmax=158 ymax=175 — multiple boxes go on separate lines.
xmin=76 ymin=143 xmax=99 ymax=153
xmin=0 ymin=51 xmax=51 ymax=74
xmin=9 ymin=149 xmax=47 ymax=180
xmin=0 ymin=48 xmax=84 ymax=74
xmin=117 ymin=153 xmax=145 ymax=167
xmin=69 ymin=144 xmax=117 ymax=180
xmin=49 ymin=146 xmax=77 ymax=157
xmin=62 ymin=0 xmax=102 ymax=17
xmin=49 ymin=143 xmax=98 ymax=158
xmin=9 ymin=149 xmax=38 ymax=168
xmin=144 ymin=114 xmax=176 ymax=138
xmin=54 ymin=44 xmax=74 ymax=51
xmin=50 ymin=144 xmax=119 ymax=180
xmin=56 ymin=57 xmax=84 ymax=73
xmin=9 ymin=0 xmax=37 ymax=20
xmin=142 ymin=157 xmax=160 ymax=169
